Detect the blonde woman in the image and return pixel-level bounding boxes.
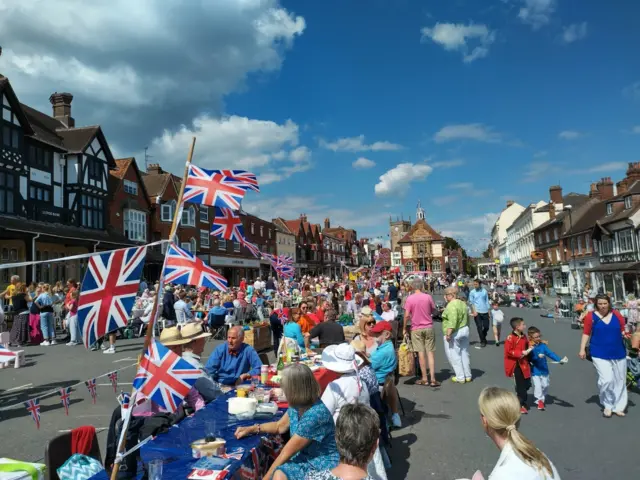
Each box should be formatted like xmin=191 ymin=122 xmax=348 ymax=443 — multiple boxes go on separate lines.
xmin=474 ymin=386 xmax=560 ymax=479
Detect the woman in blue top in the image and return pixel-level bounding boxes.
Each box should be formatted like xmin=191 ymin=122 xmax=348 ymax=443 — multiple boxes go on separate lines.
xmin=35 ymin=284 xmax=56 ymax=345
xmin=284 ymin=308 xmax=306 ymax=352
xmin=579 ymin=294 xmax=628 ymax=418
xmin=235 ymin=364 xmax=339 ymax=480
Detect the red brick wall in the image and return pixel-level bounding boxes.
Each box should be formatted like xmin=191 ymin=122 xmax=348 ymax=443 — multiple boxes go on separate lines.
xmin=108 ymin=165 xmax=151 ymax=241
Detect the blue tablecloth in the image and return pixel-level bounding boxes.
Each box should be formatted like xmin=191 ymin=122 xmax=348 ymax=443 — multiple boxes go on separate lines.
xmin=93 ymin=391 xmax=283 ymax=479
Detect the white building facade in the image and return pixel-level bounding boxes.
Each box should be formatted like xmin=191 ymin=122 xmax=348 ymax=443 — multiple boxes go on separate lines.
xmin=505 ymin=201 xmax=547 ymax=282
xmin=490 ymin=200 xmax=525 ymax=279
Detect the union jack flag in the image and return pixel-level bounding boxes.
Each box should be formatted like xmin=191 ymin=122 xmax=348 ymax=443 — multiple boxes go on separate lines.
xmin=216 ymin=169 xmax=260 ymax=193
xmin=86 ymin=378 xmax=97 ymax=403
xmin=0 ymin=345 xmax=16 ymax=364
xmin=24 ymin=398 xmax=41 ymax=429
xmin=242 ymin=240 xmax=262 ymax=259
xmin=133 ymin=339 xmax=203 ymax=413
xmin=211 ymin=207 xmax=246 ymax=242
xmin=78 ymin=246 xmax=146 ymax=348
xmin=117 ymin=392 xmax=131 ymax=410
xmin=59 ymin=387 xmax=71 ymax=416
xmin=163 ymin=243 xmax=228 ymax=291
xmin=183 ymin=165 xmax=249 ymax=209
xmin=107 ymin=371 xmax=118 ymax=393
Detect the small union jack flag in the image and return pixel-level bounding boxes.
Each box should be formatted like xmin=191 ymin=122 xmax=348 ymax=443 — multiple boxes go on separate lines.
xmin=24 ymin=398 xmax=41 ymax=429
xmin=242 ymin=240 xmax=262 ymax=259
xmin=78 ymin=246 xmax=146 ymax=348
xmin=107 ymin=371 xmax=118 ymax=393
xmin=117 ymin=391 xmax=131 ymax=410
xmin=163 ymin=243 xmax=228 ymax=291
xmin=133 ymin=339 xmax=203 ymax=413
xmin=216 ymin=169 xmax=260 ymax=193
xmin=86 ymin=378 xmax=97 ymax=404
xmin=0 ymin=345 xmax=16 ymax=364
xmin=183 ymin=165 xmax=249 ymax=210
xmin=59 ymin=387 xmax=72 ymax=416
xmin=211 ymin=207 xmax=246 ymax=242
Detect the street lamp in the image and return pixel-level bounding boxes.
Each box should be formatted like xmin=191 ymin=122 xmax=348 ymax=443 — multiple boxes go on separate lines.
xmin=564 ymin=205 xmax=578 ymax=299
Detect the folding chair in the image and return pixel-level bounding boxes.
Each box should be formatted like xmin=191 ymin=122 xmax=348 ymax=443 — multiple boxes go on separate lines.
xmin=45 ymin=426 xmax=101 ymax=480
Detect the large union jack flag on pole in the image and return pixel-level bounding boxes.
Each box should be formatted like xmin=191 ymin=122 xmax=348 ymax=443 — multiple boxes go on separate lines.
xmin=78 ymin=246 xmax=146 ymax=348
xmin=163 ymin=243 xmax=228 ymax=291
xmin=133 ymin=339 xmax=203 ymax=412
xmin=211 ymin=207 xmax=246 ymax=241
xmin=183 ymin=165 xmax=251 ymax=210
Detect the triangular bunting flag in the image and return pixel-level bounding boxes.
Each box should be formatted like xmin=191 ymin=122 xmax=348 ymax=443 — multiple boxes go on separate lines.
xmin=59 ymin=387 xmax=72 ymax=416
xmin=24 ymin=398 xmax=41 ymax=429
xmin=86 ymin=378 xmax=97 ymax=404
xmin=107 ymin=371 xmax=118 ymax=393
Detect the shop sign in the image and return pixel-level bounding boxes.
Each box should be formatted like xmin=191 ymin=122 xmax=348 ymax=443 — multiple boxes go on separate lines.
xmin=561 ymin=265 xmax=570 ymax=273
xmin=294 ymin=263 xmax=308 ymax=269
xmin=209 ymin=256 xmax=260 ymax=268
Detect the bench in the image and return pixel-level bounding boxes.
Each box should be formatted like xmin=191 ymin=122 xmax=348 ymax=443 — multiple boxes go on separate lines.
xmin=0 ymin=331 xmax=25 ymax=368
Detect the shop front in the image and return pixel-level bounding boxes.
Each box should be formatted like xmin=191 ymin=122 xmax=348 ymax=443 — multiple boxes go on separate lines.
xmin=259 ymin=259 xmax=272 ymax=280
xmin=590 ymin=262 xmax=640 ymax=302
xmin=208 ymin=255 xmax=260 ymax=288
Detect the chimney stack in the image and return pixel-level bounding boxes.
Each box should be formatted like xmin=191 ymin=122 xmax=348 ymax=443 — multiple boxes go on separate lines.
xmin=300 ymin=213 xmax=307 ymax=223
xmin=626 ymin=161 xmax=640 ymax=183
xmin=505 ymin=200 xmax=514 ymax=208
xmin=596 ymin=177 xmax=614 ymax=200
xmin=589 ymin=183 xmax=600 ymax=199
xmin=324 ymin=218 xmax=330 ymax=229
xmin=49 ymin=92 xmax=75 ymax=128
xmin=549 ymin=185 xmax=563 ymax=204
xmin=617 ymin=178 xmax=629 ymax=196
xmin=146 ymin=163 xmax=163 ymax=175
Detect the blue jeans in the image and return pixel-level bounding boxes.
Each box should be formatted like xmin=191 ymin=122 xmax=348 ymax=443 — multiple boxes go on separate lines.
xmin=40 ymin=312 xmax=55 ymax=339
xmin=68 ymin=314 xmax=81 ymax=343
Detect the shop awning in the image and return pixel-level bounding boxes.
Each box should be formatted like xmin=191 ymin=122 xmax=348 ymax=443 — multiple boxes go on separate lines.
xmin=587 ymin=261 xmax=640 ymax=273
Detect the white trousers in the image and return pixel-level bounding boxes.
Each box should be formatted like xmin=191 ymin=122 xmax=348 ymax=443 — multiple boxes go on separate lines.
xmin=532 ymin=375 xmax=550 ymax=402
xmin=592 ymin=357 xmax=628 ymax=412
xmin=444 ymin=326 xmax=472 ymax=381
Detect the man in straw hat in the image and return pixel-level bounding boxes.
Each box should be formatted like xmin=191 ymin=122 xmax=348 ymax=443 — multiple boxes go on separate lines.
xmin=179 ymin=322 xmax=222 ymax=402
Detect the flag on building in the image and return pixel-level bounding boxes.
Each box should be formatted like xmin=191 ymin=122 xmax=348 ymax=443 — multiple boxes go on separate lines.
xmin=163 ymin=243 xmax=228 ymax=291
xmin=86 ymin=378 xmax=98 ymax=404
xmin=59 ymin=387 xmax=72 ymax=416
xmin=24 ymin=398 xmax=41 ymax=429
xmin=78 ymin=246 xmax=146 ymax=348
xmin=183 ymin=165 xmax=250 ymax=210
xmin=107 ymin=371 xmax=118 ymax=393
xmin=133 ymin=339 xmax=203 ymax=413
xmin=210 ymin=207 xmax=246 ymax=242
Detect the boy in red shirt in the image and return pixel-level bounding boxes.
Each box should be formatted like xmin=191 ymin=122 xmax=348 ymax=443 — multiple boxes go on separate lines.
xmin=504 ymin=317 xmax=534 ymax=413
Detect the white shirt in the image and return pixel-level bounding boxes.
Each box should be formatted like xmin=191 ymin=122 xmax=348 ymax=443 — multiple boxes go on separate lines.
xmin=489 ymin=443 xmax=560 ymax=480
xmin=381 ymin=310 xmax=396 ymax=322
xmin=321 ymin=374 xmax=370 ymax=422
xmin=491 ymin=309 xmax=504 ymax=323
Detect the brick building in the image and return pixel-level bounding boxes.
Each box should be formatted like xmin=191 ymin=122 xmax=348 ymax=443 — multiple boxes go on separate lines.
xmin=242 ymin=212 xmax=277 ymax=279
xmin=274 ymin=215 xmax=323 ymax=275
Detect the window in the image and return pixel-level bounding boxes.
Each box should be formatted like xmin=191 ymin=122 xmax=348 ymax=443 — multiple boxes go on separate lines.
xmin=547 ymin=250 xmax=552 ymax=262
xmin=251 ymin=223 xmax=255 ymax=234
xmin=181 ymin=205 xmax=196 ymax=227
xmin=553 ymin=228 xmax=558 ymax=240
xmin=0 ymin=171 xmax=16 ymax=214
xmin=618 ymin=229 xmax=633 ymax=252
xmin=124 ymin=209 xmax=147 ymax=242
xmin=86 ymin=157 xmax=102 ymax=181
xmin=161 ymin=201 xmax=175 ymax=222
xmin=123 ymin=179 xmax=138 ymax=195
xmin=2 ymin=100 xmax=21 ymax=151
xmin=537 ymin=233 xmax=542 ymax=244
xmin=260 ymin=225 xmax=264 ymax=237
xmin=577 ymin=235 xmax=583 ymax=254
xmin=601 ymin=236 xmax=614 ymax=254
xmin=199 ymin=207 xmax=208 ymax=223
xmin=585 ymin=234 xmax=591 ymax=252
xmin=200 ymin=229 xmax=210 ymax=248
xmin=555 ymin=247 xmax=561 ymax=262
xmin=218 ymin=238 xmax=227 ymax=250
xmin=545 ymin=231 xmax=550 ymax=243
xmin=593 ymin=239 xmax=599 ymax=253
xmin=181 ymin=242 xmax=191 ymax=252
xmin=625 ymin=196 xmax=632 ymax=210
xmin=268 ymin=229 xmax=271 ymax=239
xmin=561 ymin=272 xmax=569 ymax=288
xmin=190 ymin=237 xmax=197 ymax=253
xmin=80 ymin=194 xmax=104 ymax=229
xmin=234 ymin=241 xmax=241 ymax=252
xmin=28 ymin=145 xmax=53 ymax=170
xmin=606 ymin=203 xmax=613 ymax=215
xmin=405 ymin=261 xmax=414 ymax=272
xmin=29 ymin=184 xmax=51 ymax=202
xmin=432 ymin=259 xmax=441 ymax=272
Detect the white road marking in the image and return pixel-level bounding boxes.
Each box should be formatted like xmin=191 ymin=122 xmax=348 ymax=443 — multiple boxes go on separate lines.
xmin=59 ymin=427 xmax=107 ymax=433
xmin=113 ymin=357 xmax=136 ymax=363
xmin=97 ymin=382 xmax=133 ymax=386
xmin=6 ymin=383 xmax=33 ymax=392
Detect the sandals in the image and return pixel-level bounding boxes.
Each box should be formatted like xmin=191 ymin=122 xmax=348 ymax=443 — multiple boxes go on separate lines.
xmin=415 ymin=379 xmax=441 ymax=387
xmin=430 ymin=380 xmax=441 ymax=387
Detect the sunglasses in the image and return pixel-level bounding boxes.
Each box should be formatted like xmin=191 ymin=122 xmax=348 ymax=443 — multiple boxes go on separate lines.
xmin=366 ymin=321 xmax=376 ymax=326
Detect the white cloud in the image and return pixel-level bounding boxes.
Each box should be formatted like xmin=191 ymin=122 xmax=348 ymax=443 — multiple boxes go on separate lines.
xmin=434 ymin=124 xmax=502 ymax=143
xmin=435 ymin=213 xmax=500 ymax=253
xmin=430 ymin=159 xmax=465 ymax=168
xmin=518 ymin=0 xmax=555 ymax=30
xmin=632 ymin=126 xmax=640 ymax=134
xmin=583 ymin=162 xmax=627 ymax=173
xmin=523 ymin=161 xmax=560 ymax=182
xmin=148 ymin=114 xmax=311 ymax=183
xmin=420 ymin=23 xmax=496 ymax=63
xmin=562 ymin=22 xmax=588 ymax=43
xmin=623 ymin=82 xmax=640 ymax=101
xmin=374 ymin=163 xmax=433 ymax=196
xmin=558 ymin=130 xmax=582 ymax=140
xmin=319 ymin=135 xmax=403 ymax=152
xmin=533 ymin=150 xmax=548 ymax=158
xmin=352 ymin=157 xmax=376 ymax=169
xmin=433 ymin=196 xmax=458 ymax=206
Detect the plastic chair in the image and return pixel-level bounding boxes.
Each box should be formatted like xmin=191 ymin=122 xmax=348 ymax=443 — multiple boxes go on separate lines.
xmin=44 ymin=427 xmax=102 ymax=480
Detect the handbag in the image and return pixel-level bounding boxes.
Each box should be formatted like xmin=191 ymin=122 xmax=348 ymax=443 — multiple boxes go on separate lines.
xmin=57 ymin=454 xmax=104 ymax=480
xmin=397 ymin=336 xmax=415 ymax=377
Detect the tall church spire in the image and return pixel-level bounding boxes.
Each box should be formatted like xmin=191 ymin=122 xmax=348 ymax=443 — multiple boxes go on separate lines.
xmin=416 ymin=200 xmax=425 ymax=221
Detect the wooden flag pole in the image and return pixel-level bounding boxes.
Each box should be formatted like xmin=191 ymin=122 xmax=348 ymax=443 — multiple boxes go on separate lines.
xmin=110 ymin=137 xmax=197 ymax=480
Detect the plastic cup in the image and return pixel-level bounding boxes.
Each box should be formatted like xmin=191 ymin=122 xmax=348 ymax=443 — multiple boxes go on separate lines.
xmin=148 ymin=459 xmax=163 ymax=480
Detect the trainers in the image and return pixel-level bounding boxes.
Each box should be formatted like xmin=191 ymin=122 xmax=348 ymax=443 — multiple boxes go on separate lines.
xmin=101 ymin=343 xmax=108 ymax=350
xmin=391 ymin=413 xmax=402 ymax=428
xmin=103 ymin=346 xmax=116 ymax=354
xmin=520 ymin=406 xmax=529 ymax=414
xmin=495 ymin=341 xmax=500 ymax=347
xmin=90 ymin=344 xmax=99 ymax=351
xmin=451 ymin=377 xmax=463 ymax=383
xmin=50 ymin=340 xmax=57 ymax=345
xmin=537 ymin=400 xmax=545 ymax=411
xmin=41 ymin=341 xmax=50 ymax=346
xmin=66 ymin=341 xmax=78 ymax=346
xmin=465 ymin=378 xmax=473 ymax=383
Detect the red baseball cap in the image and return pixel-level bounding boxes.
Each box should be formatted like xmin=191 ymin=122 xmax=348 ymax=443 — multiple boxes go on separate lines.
xmin=370 ymin=321 xmax=392 ymax=334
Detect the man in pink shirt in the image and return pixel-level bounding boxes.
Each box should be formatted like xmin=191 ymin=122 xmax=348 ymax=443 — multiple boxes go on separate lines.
xmin=403 ymin=278 xmax=440 ymax=387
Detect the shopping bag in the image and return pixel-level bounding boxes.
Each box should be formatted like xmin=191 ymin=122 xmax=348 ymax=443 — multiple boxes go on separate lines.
xmin=397 ymin=339 xmax=415 ymax=377
xmin=57 ymin=454 xmax=104 ymax=480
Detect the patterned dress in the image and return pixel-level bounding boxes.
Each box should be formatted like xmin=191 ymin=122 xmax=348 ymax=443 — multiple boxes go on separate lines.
xmin=305 ymin=471 xmax=373 ymax=480
xmin=276 ymin=401 xmax=339 ymax=479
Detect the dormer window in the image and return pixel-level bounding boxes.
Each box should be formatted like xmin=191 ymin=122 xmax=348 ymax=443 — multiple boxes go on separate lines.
xmin=606 ymin=203 xmax=613 ymax=215
xmin=624 ymin=196 xmax=632 ymax=210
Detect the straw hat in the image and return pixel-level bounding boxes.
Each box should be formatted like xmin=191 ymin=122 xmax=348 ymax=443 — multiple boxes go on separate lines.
xmin=159 ymin=326 xmax=189 ymax=346
xmin=322 ymin=344 xmax=363 ymax=373
xmin=180 ymin=322 xmax=211 ymax=342
xmin=360 ymin=306 xmax=373 ymax=316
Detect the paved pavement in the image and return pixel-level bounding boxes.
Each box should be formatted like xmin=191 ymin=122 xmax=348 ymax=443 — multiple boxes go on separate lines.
xmin=1 ymin=301 xmax=637 ymax=479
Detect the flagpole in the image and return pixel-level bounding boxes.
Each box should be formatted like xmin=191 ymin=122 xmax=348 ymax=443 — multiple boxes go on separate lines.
xmin=110 ymin=137 xmax=197 ymax=480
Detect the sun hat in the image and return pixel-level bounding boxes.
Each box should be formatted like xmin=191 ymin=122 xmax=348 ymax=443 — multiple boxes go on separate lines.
xmin=159 ymin=326 xmax=190 ymax=346
xmin=322 ymin=344 xmax=363 ymax=373
xmin=370 ymin=321 xmax=392 ymax=334
xmin=179 ymin=322 xmax=211 ymax=342
xmin=360 ymin=306 xmax=373 ymax=316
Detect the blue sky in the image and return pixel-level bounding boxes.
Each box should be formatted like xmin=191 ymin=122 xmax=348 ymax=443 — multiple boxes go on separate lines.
xmin=2 ymin=0 xmax=639 ymax=253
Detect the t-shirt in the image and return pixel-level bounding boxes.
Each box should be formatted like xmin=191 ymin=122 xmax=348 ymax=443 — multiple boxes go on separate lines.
xmin=321 ymin=374 xmax=369 ymax=421
xmin=491 ymin=309 xmax=504 ymax=323
xmin=404 ymin=291 xmax=436 ymax=330
xmin=387 ymin=284 xmax=398 ymax=301
xmin=381 ymin=310 xmax=396 ymax=322
xmin=309 ymin=321 xmax=345 ymax=348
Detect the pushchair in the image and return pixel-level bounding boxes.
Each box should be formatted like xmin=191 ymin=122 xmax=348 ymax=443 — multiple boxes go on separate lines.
xmin=626 ymin=333 xmax=640 ymax=390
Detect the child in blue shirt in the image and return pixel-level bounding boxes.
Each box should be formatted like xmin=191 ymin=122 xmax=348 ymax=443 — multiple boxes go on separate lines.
xmin=528 ymin=326 xmax=568 ymax=410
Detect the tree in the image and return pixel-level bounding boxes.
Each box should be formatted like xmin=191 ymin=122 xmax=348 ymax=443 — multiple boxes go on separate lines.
xmin=443 ymin=236 xmax=468 ymax=258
